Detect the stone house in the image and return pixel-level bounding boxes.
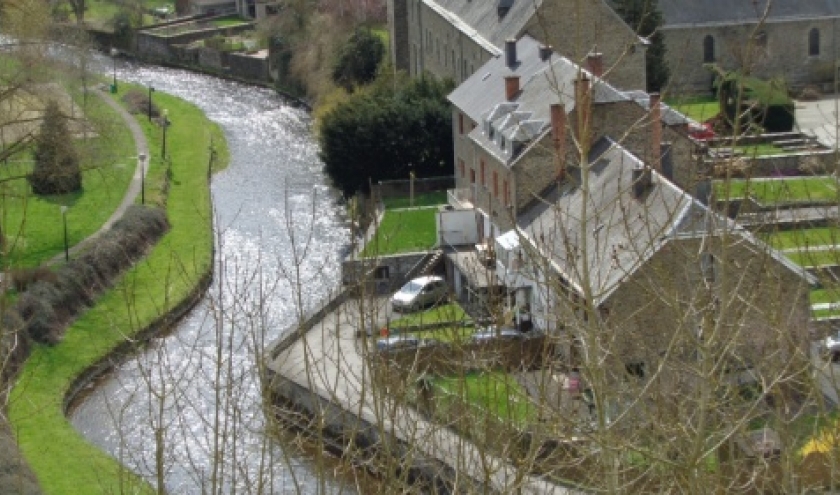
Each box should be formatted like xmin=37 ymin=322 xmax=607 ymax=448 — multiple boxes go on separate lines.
xmin=655 ymin=0 xmax=840 ymax=93
xmin=438 ymin=35 xmax=815 ymax=372
xmin=387 ymin=0 xmax=648 ymax=89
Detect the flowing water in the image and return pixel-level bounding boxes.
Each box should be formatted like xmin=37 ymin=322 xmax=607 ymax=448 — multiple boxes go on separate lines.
xmin=69 ymin=58 xmax=354 ymax=494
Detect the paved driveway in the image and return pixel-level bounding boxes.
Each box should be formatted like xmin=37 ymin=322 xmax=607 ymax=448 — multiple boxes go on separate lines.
xmin=796 ymin=96 xmax=840 ymax=147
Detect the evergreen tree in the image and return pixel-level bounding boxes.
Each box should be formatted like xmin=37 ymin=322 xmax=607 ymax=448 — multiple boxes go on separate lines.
xmin=614 ymin=0 xmax=670 ymax=92
xmin=29 ymin=100 xmax=82 ymax=195
xmin=331 ymin=28 xmax=386 ymax=91
xmin=319 ymin=74 xmax=454 ymax=196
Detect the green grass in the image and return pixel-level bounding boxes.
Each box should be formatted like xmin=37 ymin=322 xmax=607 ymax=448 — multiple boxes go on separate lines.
xmin=811 ymin=288 xmax=840 ymax=305
xmin=710 ymin=142 xmax=788 ymax=157
xmin=434 ymin=372 xmax=534 ymax=426
xmin=665 ymin=95 xmax=720 ymax=123
xmin=9 ymin=85 xmax=229 ymax=495
xmin=211 ymin=15 xmax=249 ymax=28
xmin=1 ymin=85 xmax=135 ymax=268
xmin=413 ymin=325 xmax=476 ymax=344
xmin=785 ymin=249 xmax=840 ymax=267
xmin=360 ymin=207 xmax=437 ymax=256
xmin=382 ymin=191 xmax=447 ymax=209
xmin=713 ymin=176 xmax=838 ymax=204
xmin=389 ymin=302 xmax=468 ymax=327
xmin=764 ymin=227 xmax=840 ymax=250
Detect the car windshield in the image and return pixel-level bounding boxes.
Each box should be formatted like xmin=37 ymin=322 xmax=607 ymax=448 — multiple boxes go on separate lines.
xmin=400 ymin=281 xmax=424 ymax=294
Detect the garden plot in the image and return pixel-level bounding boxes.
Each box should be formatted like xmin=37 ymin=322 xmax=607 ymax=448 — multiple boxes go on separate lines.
xmin=714 ymin=176 xmax=839 ymax=206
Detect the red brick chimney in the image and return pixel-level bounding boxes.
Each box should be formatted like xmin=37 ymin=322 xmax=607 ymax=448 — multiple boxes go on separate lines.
xmin=551 ymin=103 xmax=567 ymax=181
xmin=650 ymin=92 xmax=662 ymax=172
xmin=505 ymin=75 xmax=520 ymax=101
xmin=586 ymin=51 xmax=604 ymax=78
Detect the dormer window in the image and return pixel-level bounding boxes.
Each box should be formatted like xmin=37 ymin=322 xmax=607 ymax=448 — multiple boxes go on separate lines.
xmin=500 ymin=137 xmax=506 ymax=151
xmin=489 ymin=126 xmax=495 ymax=140
xmin=497 ymin=0 xmax=513 ymax=17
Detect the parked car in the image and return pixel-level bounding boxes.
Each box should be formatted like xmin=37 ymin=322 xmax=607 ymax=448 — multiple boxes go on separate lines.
xmin=376 ymin=335 xmax=420 ymax=351
xmin=390 ymin=275 xmax=448 ymax=312
xmin=471 ymin=326 xmax=523 ymax=343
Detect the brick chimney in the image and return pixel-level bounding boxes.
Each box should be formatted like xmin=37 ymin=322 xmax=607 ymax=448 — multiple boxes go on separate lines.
xmin=586 ymin=51 xmax=604 ymax=78
xmin=505 ymin=75 xmax=520 ymax=101
xmin=650 ymin=92 xmax=662 ymax=172
xmin=551 ymin=103 xmax=567 ymax=181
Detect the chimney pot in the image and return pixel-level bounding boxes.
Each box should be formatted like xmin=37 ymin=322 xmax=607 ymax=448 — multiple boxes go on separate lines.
xmin=632 ymin=167 xmax=651 ymax=199
xmin=505 ymin=75 xmax=520 ymax=101
xmin=539 ymin=45 xmax=553 ymax=62
xmin=586 ymin=52 xmax=604 ymax=78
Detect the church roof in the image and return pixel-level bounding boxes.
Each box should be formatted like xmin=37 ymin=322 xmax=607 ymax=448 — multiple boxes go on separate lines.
xmin=656 ymin=0 xmax=840 ymax=27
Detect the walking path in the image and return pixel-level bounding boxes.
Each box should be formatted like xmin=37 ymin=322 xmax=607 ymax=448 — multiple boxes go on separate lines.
xmin=267 ymin=295 xmax=578 ymax=494
xmin=46 ymin=88 xmax=149 ymax=265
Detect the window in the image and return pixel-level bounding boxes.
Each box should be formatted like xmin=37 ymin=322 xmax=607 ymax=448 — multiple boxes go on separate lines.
xmin=701 ymin=252 xmax=716 ymax=283
xmin=480 ymin=160 xmax=486 ymax=186
xmin=374 ymin=266 xmax=389 ymax=280
xmin=470 ymin=169 xmax=476 ymax=184
xmin=703 ymin=35 xmax=715 ymax=63
xmin=626 ymin=362 xmax=646 ymax=379
xmin=754 ymin=31 xmax=767 ymax=49
xmin=459 ymin=159 xmax=465 ymax=178
xmin=503 ymin=180 xmax=510 ymax=206
xmin=809 ymin=28 xmax=820 ymax=56
xmin=459 ymin=113 xmax=464 ymax=135
xmin=493 ymin=171 xmax=499 ymax=197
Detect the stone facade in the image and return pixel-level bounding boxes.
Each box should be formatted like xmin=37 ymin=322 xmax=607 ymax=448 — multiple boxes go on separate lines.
xmin=663 ymin=19 xmax=840 ymax=94
xmin=392 ymin=0 xmax=646 ymax=89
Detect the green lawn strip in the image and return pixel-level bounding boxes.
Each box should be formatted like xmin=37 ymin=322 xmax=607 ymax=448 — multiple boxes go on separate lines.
xmin=713 ymin=177 xmax=838 ymax=203
xmin=9 ymin=88 xmax=228 ymax=495
xmin=434 ymin=371 xmax=534 ymax=427
xmin=785 ymin=249 xmax=840 ymax=267
xmin=382 ymin=191 xmax=447 ymax=210
xmin=360 ymin=207 xmax=437 ymax=256
xmin=389 ymin=302 xmax=468 ymax=327
xmin=664 ymin=95 xmax=719 ymax=123
xmin=211 ymin=15 xmax=250 ymax=27
xmin=710 ymin=142 xmax=785 ymax=157
xmin=813 ymin=307 xmax=840 ymax=319
xmin=811 ymin=288 xmax=840 ymax=305
xmin=765 ymin=227 xmax=840 ymax=250
xmin=1 ymin=88 xmax=135 ymax=268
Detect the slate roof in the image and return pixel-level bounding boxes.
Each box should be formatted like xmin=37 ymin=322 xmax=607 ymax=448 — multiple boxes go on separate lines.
xmin=656 ymin=0 xmax=840 ymax=27
xmin=515 ymin=137 xmax=814 ymax=304
xmin=422 ymin=0 xmax=544 ymax=53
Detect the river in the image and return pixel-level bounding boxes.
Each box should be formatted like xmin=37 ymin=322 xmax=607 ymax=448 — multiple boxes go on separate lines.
xmin=69 ymin=58 xmax=355 ymax=494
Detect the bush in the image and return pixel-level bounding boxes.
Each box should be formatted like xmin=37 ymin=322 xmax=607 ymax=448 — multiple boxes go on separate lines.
xmin=0 ymin=420 xmax=41 ymax=495
xmin=12 ymin=205 xmax=170 ymax=344
xmin=121 ymin=90 xmax=159 ymax=119
xmin=9 ymin=267 xmax=58 ymax=292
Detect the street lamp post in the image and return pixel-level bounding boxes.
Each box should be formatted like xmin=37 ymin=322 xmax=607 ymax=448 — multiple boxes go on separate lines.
xmin=161 ymin=109 xmax=170 ymax=160
xmin=139 ymin=152 xmax=147 ymax=204
xmin=60 ymin=206 xmax=69 ymax=262
xmin=110 ymin=48 xmax=118 ymax=92
xmin=148 ymin=85 xmax=155 ymax=122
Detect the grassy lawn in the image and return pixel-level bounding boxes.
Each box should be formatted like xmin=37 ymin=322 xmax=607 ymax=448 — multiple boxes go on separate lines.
xmin=811 ymin=288 xmax=840 ymax=305
xmin=786 ymin=249 xmax=840 ymax=267
xmin=360 ymin=207 xmax=437 ymax=256
xmin=434 ymin=371 xmax=534 ymax=427
xmin=413 ymin=325 xmax=476 ymax=344
xmin=382 ymin=191 xmax=447 ymax=209
xmin=1 ymin=85 xmax=135 ymax=268
xmin=211 ymin=15 xmax=250 ymax=27
xmin=765 ymin=227 xmax=840 ymax=250
xmin=9 ymin=86 xmax=229 ymax=495
xmin=713 ymin=176 xmax=838 ymax=204
xmin=710 ymin=142 xmax=789 ymax=157
xmin=389 ymin=302 xmax=468 ymax=327
xmin=665 ymin=95 xmax=720 ymax=123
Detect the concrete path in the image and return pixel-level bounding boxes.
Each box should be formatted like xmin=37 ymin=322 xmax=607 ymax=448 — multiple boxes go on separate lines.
xmin=796 ymin=96 xmax=840 ymax=148
xmin=46 ymin=88 xmax=150 ymax=266
xmin=267 ymin=295 xmax=578 ymax=494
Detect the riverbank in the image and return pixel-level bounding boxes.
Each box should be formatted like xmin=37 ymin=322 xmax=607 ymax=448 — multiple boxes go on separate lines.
xmin=9 ymin=85 xmax=228 ymax=494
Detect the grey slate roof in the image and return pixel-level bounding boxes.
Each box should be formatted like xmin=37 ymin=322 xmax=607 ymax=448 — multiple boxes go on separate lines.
xmin=449 ymin=35 xmax=629 ymax=165
xmin=515 ymin=137 xmax=815 ymax=304
xmin=656 ymin=0 xmax=840 ymax=27
xmin=422 ymin=0 xmax=543 ymax=52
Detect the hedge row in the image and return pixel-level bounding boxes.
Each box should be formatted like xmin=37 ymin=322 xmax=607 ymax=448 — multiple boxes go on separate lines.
xmin=8 ymin=205 xmax=169 ymax=351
